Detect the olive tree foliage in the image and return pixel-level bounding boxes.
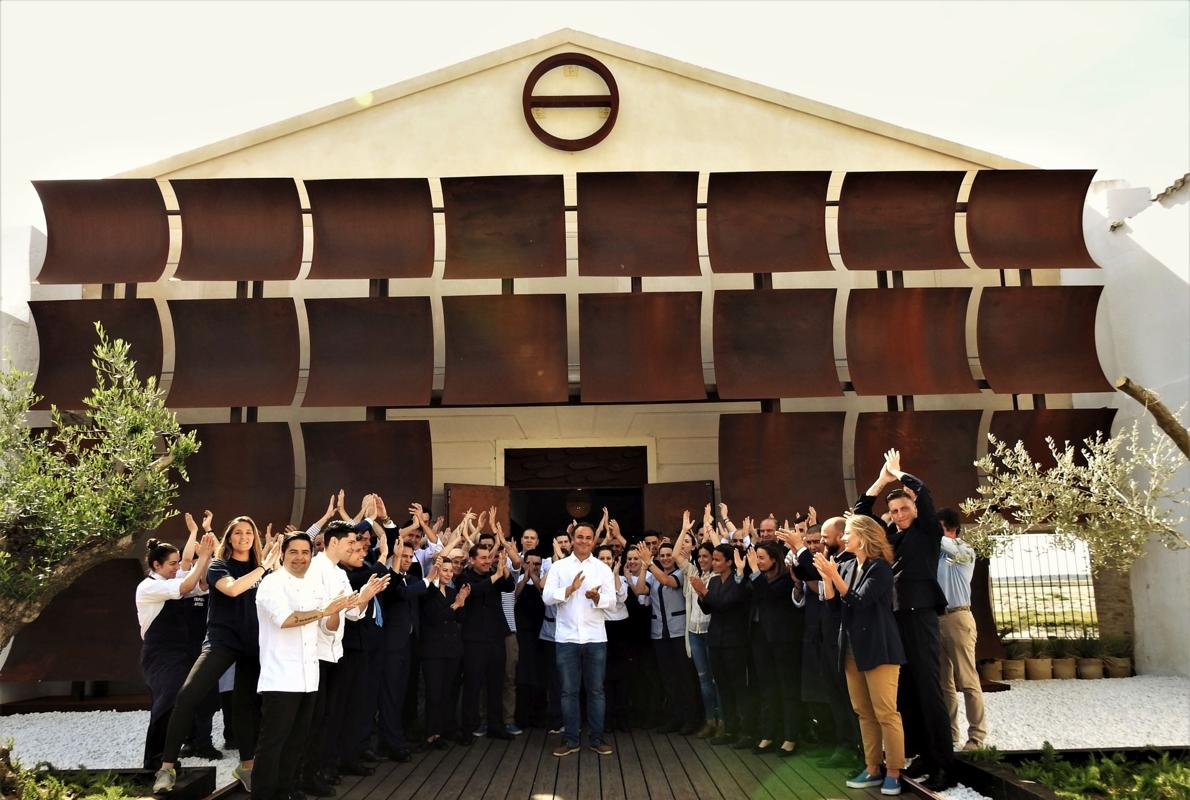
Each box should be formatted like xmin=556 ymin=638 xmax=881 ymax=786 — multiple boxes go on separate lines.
xmin=0 ymin=325 xmax=199 ymax=652
xmin=960 ymin=411 xmax=1189 ymax=572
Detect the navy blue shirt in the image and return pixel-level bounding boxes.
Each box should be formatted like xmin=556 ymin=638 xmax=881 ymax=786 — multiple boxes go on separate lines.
xmin=203 ymin=558 xmax=262 ymax=655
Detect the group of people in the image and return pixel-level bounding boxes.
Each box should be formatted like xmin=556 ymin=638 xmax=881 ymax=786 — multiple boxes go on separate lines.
xmin=136 ymin=449 xmax=985 ymax=798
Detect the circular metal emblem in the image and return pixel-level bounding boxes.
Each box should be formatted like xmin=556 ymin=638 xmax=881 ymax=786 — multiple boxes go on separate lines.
xmin=522 ymin=53 xmax=619 ymax=152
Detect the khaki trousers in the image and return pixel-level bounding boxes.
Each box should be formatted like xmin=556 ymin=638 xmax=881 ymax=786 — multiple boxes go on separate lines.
xmin=844 ymin=654 xmax=905 ymax=771
xmin=939 ymin=608 xmax=987 ymax=744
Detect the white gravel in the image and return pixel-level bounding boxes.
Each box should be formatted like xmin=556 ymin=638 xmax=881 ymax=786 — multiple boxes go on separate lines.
xmin=937 ymin=784 xmax=994 ymax=800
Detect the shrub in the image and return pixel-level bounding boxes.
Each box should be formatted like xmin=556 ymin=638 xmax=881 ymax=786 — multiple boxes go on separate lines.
xmin=1015 ymin=742 xmax=1190 ymax=800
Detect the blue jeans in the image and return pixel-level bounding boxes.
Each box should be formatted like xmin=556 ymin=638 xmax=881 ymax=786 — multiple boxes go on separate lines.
xmin=556 ymin=642 xmax=607 ymax=746
xmin=688 ymin=632 xmax=720 ymax=722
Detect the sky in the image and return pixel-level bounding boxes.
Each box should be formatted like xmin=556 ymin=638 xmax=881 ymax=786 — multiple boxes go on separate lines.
xmin=1 ymin=0 xmax=1187 ymax=235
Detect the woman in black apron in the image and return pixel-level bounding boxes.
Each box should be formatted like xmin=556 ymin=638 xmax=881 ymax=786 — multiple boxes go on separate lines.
xmin=135 ymin=533 xmax=217 ymax=769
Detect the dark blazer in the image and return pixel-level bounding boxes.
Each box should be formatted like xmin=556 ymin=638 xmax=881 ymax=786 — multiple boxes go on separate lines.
xmin=381 ymin=568 xmax=428 ymax=652
xmin=795 ymin=547 xmax=854 ymax=648
xmin=343 ymin=563 xmax=386 ymax=652
xmin=749 ymin=569 xmax=801 ymax=644
xmin=831 ymin=557 xmax=906 ymax=672
xmin=418 ymin=583 xmax=464 ymax=660
xmin=698 ymin=574 xmax=751 ymax=648
xmin=458 ymin=567 xmax=515 ymax=643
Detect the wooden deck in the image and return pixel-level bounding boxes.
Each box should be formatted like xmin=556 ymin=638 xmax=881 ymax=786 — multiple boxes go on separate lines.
xmin=241 ymin=730 xmax=901 ymax=800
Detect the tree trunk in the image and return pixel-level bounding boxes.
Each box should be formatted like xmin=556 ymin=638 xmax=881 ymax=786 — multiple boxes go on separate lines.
xmin=1116 ymin=376 xmax=1190 ymax=459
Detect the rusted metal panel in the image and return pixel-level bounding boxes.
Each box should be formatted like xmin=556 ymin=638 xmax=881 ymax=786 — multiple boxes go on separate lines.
xmin=30 ymin=299 xmax=162 ymax=410
xmin=978 ymin=285 xmax=1110 ymax=394
xmin=579 ymin=292 xmax=706 ymax=403
xmin=643 ymin=480 xmax=716 ymax=537
xmin=171 ymin=178 xmax=303 ymax=281
xmin=988 ymin=408 xmax=1118 ymax=468
xmin=837 ymin=171 xmax=965 ymax=270
xmin=577 ymin=172 xmax=700 ymax=277
xmin=301 ymin=420 xmax=433 ymax=524
xmin=304 ymin=297 xmax=433 ymax=407
xmin=505 ymin=446 xmax=649 ymax=489
xmin=719 ymin=411 xmax=849 ymax=521
xmin=156 ymin=422 xmax=296 ymax=545
xmin=32 ymin=179 xmax=169 ymax=284
xmin=966 ymin=169 xmax=1098 ymax=269
xmin=854 ymin=411 xmax=981 ymax=515
xmin=0 ymin=559 xmax=146 ymax=682
xmin=713 ymin=288 xmax=840 ymax=399
xmin=442 ymin=175 xmax=566 ymax=279
xmin=305 ymin=178 xmax=434 ymax=279
xmin=445 ymin=483 xmax=511 ymax=533
xmin=166 ymin=299 xmax=298 ymax=407
xmin=706 ymin=171 xmax=832 ymax=273
xmin=442 ymin=294 xmax=569 ymax=405
xmin=846 ymin=287 xmax=977 ymax=396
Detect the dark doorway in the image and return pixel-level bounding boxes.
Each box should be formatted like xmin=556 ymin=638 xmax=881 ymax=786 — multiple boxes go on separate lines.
xmin=509 ymin=487 xmax=643 ymax=544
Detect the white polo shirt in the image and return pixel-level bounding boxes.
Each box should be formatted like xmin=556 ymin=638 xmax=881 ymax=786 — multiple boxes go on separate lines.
xmin=256 ymin=568 xmax=327 ymax=693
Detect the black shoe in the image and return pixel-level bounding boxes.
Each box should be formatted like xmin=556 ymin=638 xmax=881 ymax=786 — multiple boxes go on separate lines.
xmin=905 ymin=757 xmax=933 ymax=780
xmin=456 ymin=734 xmax=473 ymax=747
xmin=488 ymin=728 xmax=514 ymax=741
xmin=659 ymin=722 xmax=682 ymax=734
xmin=922 ymin=768 xmax=955 ymax=791
xmin=679 ymin=722 xmax=700 ymax=736
xmin=359 ymin=748 xmax=380 ymax=763
xmin=338 ymin=762 xmax=374 ymax=777
xmin=731 ymin=736 xmax=753 ymax=749
xmin=709 ymin=734 xmax=734 ymax=746
xmin=430 ymin=738 xmax=450 ymax=751
xmin=389 ymin=748 xmax=411 ymax=762
xmin=301 ymin=773 xmax=334 ymax=797
xmin=289 ymin=791 xmax=307 ymax=800
xmin=316 ymin=769 xmax=341 ymax=786
xmin=185 ymin=742 xmax=224 ymax=760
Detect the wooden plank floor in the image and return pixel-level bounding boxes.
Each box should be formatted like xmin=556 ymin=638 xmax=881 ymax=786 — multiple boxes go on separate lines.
xmin=220 ymin=732 xmax=893 ymax=800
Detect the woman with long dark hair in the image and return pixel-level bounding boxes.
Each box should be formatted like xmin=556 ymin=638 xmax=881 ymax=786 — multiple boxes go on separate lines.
xmin=675 ymin=533 xmax=719 ymax=739
xmin=136 ymin=531 xmax=216 ymax=769
xmin=692 ymin=544 xmax=751 ymax=747
xmin=746 ymin=539 xmax=803 ymax=755
xmin=154 ymin=516 xmax=281 ymax=794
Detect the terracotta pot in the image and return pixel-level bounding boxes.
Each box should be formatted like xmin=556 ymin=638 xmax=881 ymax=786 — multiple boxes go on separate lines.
xmin=1052 ymin=657 xmax=1077 ymax=679
xmin=1024 ymin=657 xmax=1053 ymax=680
xmin=1002 ymin=658 xmax=1026 ymax=680
xmin=978 ymin=660 xmax=1003 ymax=682
xmin=1077 ymin=657 xmax=1104 ymax=679
xmin=1103 ymin=656 xmax=1132 ymax=678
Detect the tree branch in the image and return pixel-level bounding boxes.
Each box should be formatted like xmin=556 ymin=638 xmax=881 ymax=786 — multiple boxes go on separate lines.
xmin=1115 ymin=376 xmax=1190 ymax=459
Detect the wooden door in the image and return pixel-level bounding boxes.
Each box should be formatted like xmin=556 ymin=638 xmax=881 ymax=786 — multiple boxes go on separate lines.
xmin=642 ymin=480 xmax=715 ymax=537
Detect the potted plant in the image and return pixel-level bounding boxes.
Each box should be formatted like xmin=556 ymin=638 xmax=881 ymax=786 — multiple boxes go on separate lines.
xmin=1002 ymin=639 xmax=1028 ymax=680
xmin=1101 ymin=635 xmax=1133 ymax=678
xmin=1049 ymin=638 xmax=1077 ymax=679
xmin=978 ymin=657 xmax=1003 ymax=682
xmin=1024 ymin=638 xmax=1053 ymax=680
xmin=1074 ymin=634 xmax=1104 ymax=679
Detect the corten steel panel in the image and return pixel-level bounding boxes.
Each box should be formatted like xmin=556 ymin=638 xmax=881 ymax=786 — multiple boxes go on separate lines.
xmin=854 ymin=411 xmax=981 ymax=516
xmin=304 ymin=297 xmax=433 ymax=407
xmin=643 ymin=480 xmax=716 ymax=537
xmin=166 ymin=299 xmax=298 ymax=407
xmin=576 ymin=172 xmax=700 ymax=277
xmin=719 ymin=412 xmax=849 ymax=521
xmin=978 ymin=286 xmax=1111 ymax=394
xmin=171 ymin=178 xmax=303 ymax=281
xmin=156 ymin=422 xmax=296 ymax=545
xmin=713 ymin=289 xmax=840 ymax=399
xmin=989 ymin=408 xmax=1117 ymax=468
xmin=966 ymin=169 xmax=1098 ymax=270
xmin=706 ymin=171 xmax=832 ymax=273
xmin=445 ymin=483 xmax=511 ymax=535
xmin=301 ymin=421 xmax=433 ymax=525
xmin=837 ymin=171 xmax=966 ymax=270
xmin=846 ymin=287 xmax=977 ymax=396
xmin=579 ymin=292 xmax=706 ymax=403
xmin=442 ymin=294 xmax=569 ymax=405
xmin=30 ymin=299 xmax=163 ymax=410
xmin=0 ymin=559 xmax=146 ymax=682
xmin=305 ymin=178 xmax=434 ymax=279
xmin=32 ymin=179 xmax=169 ymax=284
xmin=505 ymin=446 xmax=649 ymax=489
xmin=442 ymin=175 xmax=566 ymax=279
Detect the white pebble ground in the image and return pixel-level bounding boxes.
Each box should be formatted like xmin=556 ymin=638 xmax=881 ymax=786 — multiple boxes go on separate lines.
xmin=1 ymin=676 xmax=1188 ymax=797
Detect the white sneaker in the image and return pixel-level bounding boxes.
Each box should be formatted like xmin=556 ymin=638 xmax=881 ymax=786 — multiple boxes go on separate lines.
xmin=152 ymin=767 xmax=176 ymax=795
xmin=232 ymin=765 xmax=252 ymax=793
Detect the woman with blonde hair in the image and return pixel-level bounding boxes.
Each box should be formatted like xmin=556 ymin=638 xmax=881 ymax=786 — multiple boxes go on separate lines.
xmin=814 ymin=514 xmax=906 ymax=796
xmin=155 ymin=516 xmax=281 ymax=794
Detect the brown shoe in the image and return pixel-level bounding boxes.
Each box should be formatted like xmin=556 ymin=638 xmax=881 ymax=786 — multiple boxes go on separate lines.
xmin=552 ymin=741 xmax=579 ymax=757
xmin=695 ymin=721 xmax=717 ymax=739
xmin=590 ymin=742 xmax=614 ymax=756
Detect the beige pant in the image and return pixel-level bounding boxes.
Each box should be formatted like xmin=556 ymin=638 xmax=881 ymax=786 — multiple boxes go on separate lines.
xmin=844 ymin=654 xmax=905 ymax=771
xmin=503 ymin=633 xmax=518 ymax=725
xmin=939 ymin=608 xmax=987 ymax=744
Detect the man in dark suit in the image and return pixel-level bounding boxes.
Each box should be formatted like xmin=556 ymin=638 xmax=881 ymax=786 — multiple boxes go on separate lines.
xmin=377 ymin=535 xmax=426 ymax=761
xmin=854 ymin=448 xmax=954 ymax=792
xmin=458 ymin=542 xmax=516 ymax=743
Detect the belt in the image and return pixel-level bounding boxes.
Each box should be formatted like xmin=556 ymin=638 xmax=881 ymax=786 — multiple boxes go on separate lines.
xmin=944 ymin=605 xmax=971 ymax=615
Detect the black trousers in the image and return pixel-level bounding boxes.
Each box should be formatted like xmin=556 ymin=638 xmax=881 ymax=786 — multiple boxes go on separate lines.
xmin=255 ymin=691 xmax=317 ymax=800
xmin=542 ymin=640 xmax=563 ymax=728
xmin=653 ymin=636 xmax=701 ymax=728
xmin=896 ymin=608 xmax=953 ymax=768
xmin=752 ymin=634 xmax=804 ymax=742
xmin=821 ymin=640 xmax=861 ymax=747
xmin=163 ymin=647 xmax=259 ymax=763
xmin=461 ymin=638 xmax=505 ymax=735
xmin=708 ymin=644 xmax=749 ymax=736
xmin=324 ymin=647 xmax=368 ymax=767
xmin=301 ymin=660 xmax=336 ymax=779
xmin=379 ymin=647 xmax=411 ymax=751
xmin=422 ymin=655 xmax=461 ymax=739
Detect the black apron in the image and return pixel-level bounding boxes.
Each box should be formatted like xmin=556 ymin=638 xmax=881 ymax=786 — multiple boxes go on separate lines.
xmin=141 ymin=594 xmax=192 ymax=723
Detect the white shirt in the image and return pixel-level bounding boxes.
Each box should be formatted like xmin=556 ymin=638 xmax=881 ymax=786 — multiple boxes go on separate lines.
xmin=256 ymin=567 xmax=328 ymax=693
xmin=605 ymin=575 xmax=629 ymax=622
xmin=543 ymin=553 xmax=616 ymax=644
xmin=135 ymin=569 xmax=192 ymax=639
xmin=306 ymin=551 xmax=361 ymax=662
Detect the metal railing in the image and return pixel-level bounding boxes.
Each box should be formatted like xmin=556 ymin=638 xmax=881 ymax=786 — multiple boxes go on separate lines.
xmin=988 ymin=532 xmax=1098 ymax=640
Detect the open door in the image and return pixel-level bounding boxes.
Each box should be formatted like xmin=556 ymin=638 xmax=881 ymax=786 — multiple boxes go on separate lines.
xmin=643 ymin=480 xmax=715 ymax=537
xmin=444 ymin=483 xmax=511 ymax=535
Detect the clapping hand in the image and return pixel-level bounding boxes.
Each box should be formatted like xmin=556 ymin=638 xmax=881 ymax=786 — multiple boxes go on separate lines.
xmin=261 ymin=538 xmax=283 ymax=571
xmin=812 ymin=551 xmax=839 ymax=578
xmin=567 ymin=571 xmax=585 ymax=598
xmin=452 ymin=583 xmax=471 ymax=609
xmin=689 ymin=574 xmax=708 ymax=597
xmin=198 ymin=532 xmax=218 ymax=557
xmin=733 ymin=547 xmax=745 ymax=574
xmin=585 ymin=585 xmax=602 ymax=604
xmin=745 ymin=546 xmax=758 ymax=574
xmin=184 ymin=512 xmax=199 ymax=537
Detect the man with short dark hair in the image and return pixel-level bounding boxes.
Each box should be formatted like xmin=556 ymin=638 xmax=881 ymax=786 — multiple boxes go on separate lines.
xmin=458 ymin=542 xmax=516 ymax=743
xmin=936 ymin=507 xmax=985 ymax=750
